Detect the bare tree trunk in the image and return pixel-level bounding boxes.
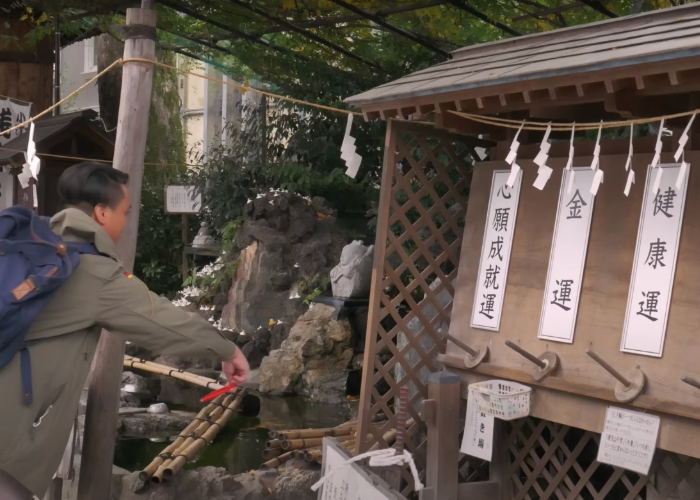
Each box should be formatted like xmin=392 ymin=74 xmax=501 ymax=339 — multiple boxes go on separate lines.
xmin=96 ymin=34 xmax=124 ymax=130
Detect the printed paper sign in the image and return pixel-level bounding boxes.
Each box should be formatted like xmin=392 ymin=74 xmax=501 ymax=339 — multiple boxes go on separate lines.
xmin=538 ymin=168 xmax=596 ymax=343
xmin=320 ymin=441 xmax=399 ymax=500
xmin=165 ymin=186 xmax=202 ymax=214
xmin=471 ymin=170 xmax=522 ymax=331
xmin=621 ymin=163 xmax=690 ymax=357
xmin=0 ymin=97 xmax=31 ymax=146
xmin=597 ymin=406 xmax=660 ymax=476
xmin=461 ymin=389 xmax=494 ymax=461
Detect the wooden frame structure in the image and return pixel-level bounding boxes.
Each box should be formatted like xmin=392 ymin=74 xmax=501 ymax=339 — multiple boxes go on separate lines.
xmin=349 ymin=4 xmax=700 ymax=499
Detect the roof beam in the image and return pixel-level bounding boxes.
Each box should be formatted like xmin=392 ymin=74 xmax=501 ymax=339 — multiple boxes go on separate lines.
xmin=446 ymin=0 xmax=521 ymax=37
xmin=263 ymin=1 xmax=447 ymax=33
xmin=325 ymin=0 xmax=450 ymax=58
xmin=578 ymin=0 xmax=618 ymax=18
xmin=223 ymin=0 xmax=386 ymax=73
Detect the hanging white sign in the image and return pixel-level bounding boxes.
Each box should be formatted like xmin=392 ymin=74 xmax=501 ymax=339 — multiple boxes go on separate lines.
xmin=0 ymin=97 xmax=32 ymax=146
xmin=471 ymin=169 xmax=522 ymax=331
xmin=621 ymin=163 xmax=689 ymax=357
xmin=317 ymin=440 xmax=405 ymax=500
xmin=460 ymin=389 xmax=494 ymax=461
xmin=597 ymin=406 xmax=660 ymax=476
xmin=165 ymin=186 xmax=202 ymax=214
xmin=538 ymin=168 xmax=596 ymax=343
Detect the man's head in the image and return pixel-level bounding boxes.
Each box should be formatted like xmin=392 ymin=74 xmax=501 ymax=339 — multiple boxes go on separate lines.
xmin=57 ymin=162 xmax=130 ymax=243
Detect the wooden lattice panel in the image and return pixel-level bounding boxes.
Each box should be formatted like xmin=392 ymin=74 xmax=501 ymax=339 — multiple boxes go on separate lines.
xmin=504 ymin=417 xmax=700 ymax=500
xmin=357 ymin=120 xmax=476 ymax=495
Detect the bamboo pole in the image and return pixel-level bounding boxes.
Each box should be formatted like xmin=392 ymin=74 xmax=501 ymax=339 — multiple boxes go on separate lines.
xmin=163 ymin=389 xmax=248 ymax=478
xmin=124 ymin=355 xmax=224 ymax=390
xmin=281 ymin=437 xmax=324 ymax=451
xmin=305 ymin=450 xmax=323 ymax=462
xmin=260 ymin=451 xmax=294 ymax=470
xmin=262 ymin=448 xmax=282 ymax=460
xmin=151 ymin=394 xmax=235 ymax=483
xmin=266 ymin=439 xmax=282 ymax=449
xmin=278 ymin=428 xmax=353 ymax=440
xmin=139 ymin=396 xmax=224 ymax=481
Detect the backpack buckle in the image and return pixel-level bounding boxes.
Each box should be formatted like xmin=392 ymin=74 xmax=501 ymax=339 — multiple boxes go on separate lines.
xmin=56 ymin=242 xmax=67 ymax=257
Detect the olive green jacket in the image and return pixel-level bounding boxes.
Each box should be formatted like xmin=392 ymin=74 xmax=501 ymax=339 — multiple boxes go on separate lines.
xmin=0 ymin=208 xmax=237 ymax=496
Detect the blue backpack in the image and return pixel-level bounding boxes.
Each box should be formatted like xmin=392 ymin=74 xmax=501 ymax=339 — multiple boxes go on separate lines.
xmin=0 ymin=206 xmax=99 ymax=405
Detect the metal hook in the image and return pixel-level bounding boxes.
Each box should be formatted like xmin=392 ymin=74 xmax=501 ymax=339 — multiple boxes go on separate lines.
xmin=504 ymin=340 xmax=558 ymax=381
xmin=586 ymin=348 xmax=645 ymax=403
xmin=438 ymin=329 xmax=489 ymax=369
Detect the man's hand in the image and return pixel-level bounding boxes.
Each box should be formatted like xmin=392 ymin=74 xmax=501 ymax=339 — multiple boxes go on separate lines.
xmin=222 ymin=348 xmax=249 ymax=386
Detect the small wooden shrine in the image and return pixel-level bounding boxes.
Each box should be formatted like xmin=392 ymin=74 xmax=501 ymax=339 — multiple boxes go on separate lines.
xmin=346 ymin=4 xmax=700 ymax=499
xmin=0 ymin=109 xmax=114 ymax=215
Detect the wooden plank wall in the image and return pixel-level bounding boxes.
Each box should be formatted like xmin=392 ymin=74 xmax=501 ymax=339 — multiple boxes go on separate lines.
xmin=0 ymin=18 xmax=54 ymax=114
xmin=445 ymin=148 xmax=700 ymax=459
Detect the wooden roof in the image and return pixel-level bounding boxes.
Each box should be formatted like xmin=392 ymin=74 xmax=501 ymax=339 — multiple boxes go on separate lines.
xmin=347 ymin=3 xmax=700 ymax=122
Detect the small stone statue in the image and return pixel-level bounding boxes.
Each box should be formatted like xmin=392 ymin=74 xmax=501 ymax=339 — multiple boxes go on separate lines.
xmin=330 ymin=241 xmax=374 ymax=298
xmin=192 ymin=221 xmax=217 ymax=249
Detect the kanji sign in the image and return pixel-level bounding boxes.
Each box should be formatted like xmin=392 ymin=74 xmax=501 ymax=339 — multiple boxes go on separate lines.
xmin=621 ymin=163 xmax=689 ymax=357
xmin=471 ymin=170 xmax=522 ymax=331
xmin=597 ymin=406 xmax=660 ymax=476
xmin=165 ymin=186 xmax=202 ymax=214
xmin=0 ymin=97 xmax=31 ymax=147
xmin=538 ymin=168 xmax=596 ymax=343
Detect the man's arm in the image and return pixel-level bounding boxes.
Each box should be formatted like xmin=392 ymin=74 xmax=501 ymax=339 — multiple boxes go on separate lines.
xmin=96 ymin=270 xmax=249 ymax=383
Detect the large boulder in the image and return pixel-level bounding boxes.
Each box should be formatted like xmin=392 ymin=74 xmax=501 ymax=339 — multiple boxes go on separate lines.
xmin=259 ymin=304 xmax=353 ymax=403
xmin=330 ymin=241 xmax=374 ymax=298
xmin=222 ymin=192 xmax=349 ymax=342
xmin=273 ymin=462 xmax=321 ymax=500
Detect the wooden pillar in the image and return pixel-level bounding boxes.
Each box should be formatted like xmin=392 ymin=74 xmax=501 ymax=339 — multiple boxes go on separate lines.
xmin=421 ymin=370 xmax=460 ymax=500
xmin=77 ymin=3 xmax=156 ymax=500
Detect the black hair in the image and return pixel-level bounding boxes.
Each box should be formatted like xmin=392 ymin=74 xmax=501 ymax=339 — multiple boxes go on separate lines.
xmin=57 ymin=162 xmax=129 ymax=212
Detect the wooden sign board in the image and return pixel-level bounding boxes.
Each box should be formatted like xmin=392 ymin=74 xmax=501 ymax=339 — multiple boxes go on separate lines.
xmin=317 ymin=438 xmax=408 ymax=500
xmin=165 ymin=185 xmax=201 ymax=214
xmin=445 ymin=151 xmax=700 ymax=459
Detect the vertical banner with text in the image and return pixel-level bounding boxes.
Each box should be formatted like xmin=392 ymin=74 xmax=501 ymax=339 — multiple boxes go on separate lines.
xmin=471 ymin=170 xmax=522 ymax=331
xmin=621 ymin=163 xmax=689 ymax=357
xmin=538 ymin=168 xmax=596 ymax=343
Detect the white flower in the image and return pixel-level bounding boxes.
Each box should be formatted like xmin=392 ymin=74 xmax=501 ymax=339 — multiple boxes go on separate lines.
xmin=294 ymin=263 xmax=300 ymax=268
xmin=172 ymin=298 xmax=191 ymax=307
xmin=289 ymin=292 xmax=301 ymax=299
xmin=277 ymin=320 xmax=283 ymax=325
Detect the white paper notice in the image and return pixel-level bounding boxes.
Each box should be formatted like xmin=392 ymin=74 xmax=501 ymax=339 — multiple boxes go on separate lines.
xmin=320 ymin=443 xmax=396 ymax=500
xmin=165 ymin=185 xmax=202 ymax=214
xmin=471 ymin=170 xmax=522 ymax=331
xmin=597 ymin=406 xmax=660 ymax=476
xmin=621 ymin=163 xmax=690 ymax=357
xmin=538 ymin=168 xmax=595 ymax=343
xmin=460 ymin=390 xmax=494 ymax=461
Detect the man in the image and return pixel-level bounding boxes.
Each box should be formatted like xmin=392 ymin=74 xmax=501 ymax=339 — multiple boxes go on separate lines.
xmin=0 ymin=162 xmax=249 ymax=498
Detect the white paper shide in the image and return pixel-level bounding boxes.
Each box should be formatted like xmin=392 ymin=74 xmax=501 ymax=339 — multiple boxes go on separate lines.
xmin=538 ymin=168 xmax=595 ymax=343
xmin=471 ymin=170 xmax=522 ymax=331
xmin=621 ymin=163 xmax=689 ymax=357
xmin=460 ymin=390 xmax=494 ymax=461
xmin=597 ymin=406 xmax=660 ymax=476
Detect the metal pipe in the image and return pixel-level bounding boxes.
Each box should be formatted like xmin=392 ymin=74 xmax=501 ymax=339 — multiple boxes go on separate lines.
xmin=586 ymin=348 xmax=632 ymax=388
xmin=505 ymin=340 xmax=547 ymax=369
xmin=439 ymin=329 xmax=478 ymax=357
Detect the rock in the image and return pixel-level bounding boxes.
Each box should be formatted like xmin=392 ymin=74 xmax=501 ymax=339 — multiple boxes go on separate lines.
xmin=118 ymin=411 xmax=196 ymax=437
xmin=273 ymin=464 xmax=321 ymax=500
xmin=259 ymin=350 xmax=304 ymax=394
xmin=121 ymin=371 xmax=149 ymax=396
xmin=119 ymin=467 xmax=275 ymax=500
xmin=154 ymin=355 xmax=220 ymax=372
xmin=241 ymin=336 xmax=270 ymax=370
xmin=223 ymin=192 xmax=349 ymax=343
xmin=258 ymin=304 xmax=354 ymax=403
xmin=119 ymin=391 xmax=141 ymax=408
xmin=148 ymin=403 xmax=169 ymax=414
xmin=351 ymin=354 xmax=364 ymax=371
xmin=330 ymin=241 xmax=374 ymax=298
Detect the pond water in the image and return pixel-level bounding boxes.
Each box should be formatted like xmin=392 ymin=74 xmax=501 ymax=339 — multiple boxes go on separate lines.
xmin=114 ymin=395 xmax=353 ymax=475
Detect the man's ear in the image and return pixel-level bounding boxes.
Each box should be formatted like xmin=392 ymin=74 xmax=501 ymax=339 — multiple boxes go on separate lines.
xmin=92 ymin=203 xmax=110 ymax=225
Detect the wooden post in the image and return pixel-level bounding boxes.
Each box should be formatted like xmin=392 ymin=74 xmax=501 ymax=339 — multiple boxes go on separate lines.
xmin=424 ymin=370 xmax=460 ymax=500
xmin=77 ymin=3 xmax=156 ymax=499
xmin=181 ymin=214 xmax=189 ymax=282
